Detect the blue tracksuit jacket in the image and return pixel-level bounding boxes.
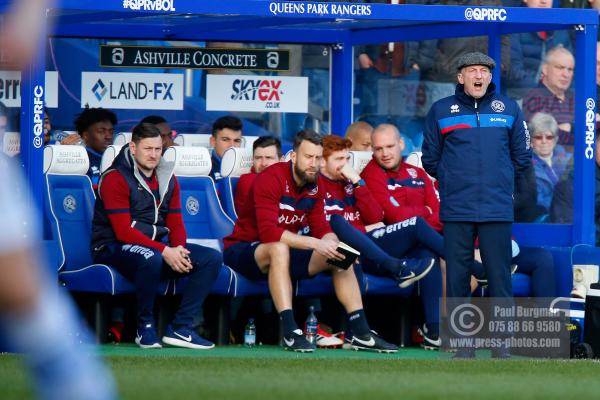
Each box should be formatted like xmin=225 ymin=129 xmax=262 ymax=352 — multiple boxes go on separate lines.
xmin=422 ymin=83 xmax=531 ymax=222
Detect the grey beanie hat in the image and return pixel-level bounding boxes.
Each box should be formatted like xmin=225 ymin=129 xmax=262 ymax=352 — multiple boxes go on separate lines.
xmin=456 ymin=52 xmax=496 ymax=71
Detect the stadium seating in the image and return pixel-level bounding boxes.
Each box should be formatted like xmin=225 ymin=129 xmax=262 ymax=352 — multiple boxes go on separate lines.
xmin=174 ymin=133 xmax=212 ymax=148
xmin=44 ymin=145 xmax=139 ymax=340
xmin=2 ymin=131 xmax=19 ymax=156
xmin=218 ymin=147 xmax=253 ymax=220
xmin=100 ymin=145 xmax=122 ymax=173
xmin=162 ymin=145 xmax=236 ymax=296
xmin=242 ymin=135 xmax=260 ymax=149
xmin=112 ymin=132 xmax=131 ymax=146
xmin=349 ymin=151 xmax=372 ymax=174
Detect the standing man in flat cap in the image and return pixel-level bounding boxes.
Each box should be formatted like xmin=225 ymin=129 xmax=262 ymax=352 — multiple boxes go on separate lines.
xmin=422 ymin=52 xmax=531 ymax=357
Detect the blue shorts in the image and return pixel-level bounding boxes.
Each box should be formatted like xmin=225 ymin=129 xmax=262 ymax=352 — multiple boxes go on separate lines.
xmin=224 ymin=241 xmax=312 ymax=281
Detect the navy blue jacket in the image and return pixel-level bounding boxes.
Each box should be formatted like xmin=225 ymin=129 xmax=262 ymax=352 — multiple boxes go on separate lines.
xmin=91 ymin=146 xmax=176 ymax=250
xmin=422 ymin=83 xmax=531 ymax=222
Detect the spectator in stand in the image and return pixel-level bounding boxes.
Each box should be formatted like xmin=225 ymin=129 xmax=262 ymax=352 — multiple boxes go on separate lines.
xmin=345 ymin=121 xmax=374 ymax=151
xmin=522 ymin=46 xmax=575 ymax=146
xmin=529 ymin=112 xmax=571 ymax=214
xmin=224 ymin=130 xmax=398 ymax=353
xmin=62 ymin=108 xmax=116 ymax=187
xmin=234 ymin=136 xmax=283 ymax=213
xmin=551 ymin=134 xmax=600 ymax=246
xmin=356 ymin=0 xmax=426 ymax=120
xmin=505 ymin=0 xmax=572 ymax=99
xmin=209 ymin=116 xmax=243 ymax=180
xmin=417 ymin=0 xmax=511 ymax=109
xmin=320 ymin=135 xmax=442 ymax=349
xmin=513 ymin=158 xmax=545 ymax=223
xmin=361 ymin=123 xmax=443 ymax=232
xmin=140 ymin=115 xmax=175 ymax=153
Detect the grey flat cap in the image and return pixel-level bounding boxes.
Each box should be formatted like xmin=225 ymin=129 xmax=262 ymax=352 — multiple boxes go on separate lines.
xmin=456 ymin=52 xmax=496 ymax=71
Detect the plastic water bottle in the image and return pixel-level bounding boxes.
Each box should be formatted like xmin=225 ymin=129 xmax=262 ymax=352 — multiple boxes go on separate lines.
xmin=244 ymin=318 xmax=256 ymax=347
xmin=305 ymin=306 xmax=318 ymax=344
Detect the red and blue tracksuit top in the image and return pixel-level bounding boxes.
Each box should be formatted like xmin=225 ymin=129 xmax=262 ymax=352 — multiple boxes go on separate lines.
xmin=224 ymin=161 xmax=331 ymax=249
xmin=422 ymin=83 xmax=531 ymax=222
xmin=91 ymin=146 xmax=186 ymax=253
xmin=361 ymin=158 xmax=443 ymax=232
xmin=319 ymin=175 xmax=383 ymax=233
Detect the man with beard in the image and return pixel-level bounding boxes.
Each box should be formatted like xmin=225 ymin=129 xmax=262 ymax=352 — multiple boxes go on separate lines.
xmin=224 ymin=130 xmax=397 ymax=353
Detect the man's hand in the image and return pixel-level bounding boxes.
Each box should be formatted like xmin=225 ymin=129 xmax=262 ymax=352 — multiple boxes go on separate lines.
xmin=60 ymin=134 xmax=83 ymax=145
xmin=558 ymin=122 xmax=572 ymax=133
xmin=358 ymin=53 xmax=373 ymax=69
xmin=340 ymin=162 xmax=361 ymax=184
xmin=365 ymin=222 xmax=385 ymax=232
xmin=162 ymin=245 xmax=193 ymax=273
xmin=314 ymin=238 xmax=345 ymax=261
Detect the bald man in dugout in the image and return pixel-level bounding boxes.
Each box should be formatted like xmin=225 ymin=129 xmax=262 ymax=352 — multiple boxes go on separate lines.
xmin=345 ymin=121 xmax=374 ymax=151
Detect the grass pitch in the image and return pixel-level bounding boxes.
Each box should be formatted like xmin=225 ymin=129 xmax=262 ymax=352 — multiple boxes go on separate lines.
xmin=2 ymin=344 xmax=600 ymax=399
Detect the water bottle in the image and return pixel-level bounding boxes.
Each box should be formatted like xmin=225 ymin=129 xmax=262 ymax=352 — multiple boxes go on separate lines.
xmin=244 ymin=318 xmax=256 ymax=347
xmin=305 ymin=306 xmax=318 ymax=344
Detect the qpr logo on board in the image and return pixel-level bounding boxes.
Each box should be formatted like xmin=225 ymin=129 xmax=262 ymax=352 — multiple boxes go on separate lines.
xmin=63 ymin=195 xmax=77 ymax=214
xmin=585 ymin=98 xmax=595 ymax=160
xmin=464 ymin=7 xmax=507 ymax=21
xmin=186 ymin=196 xmax=199 ymax=215
xmin=491 ymin=100 xmax=505 ymax=113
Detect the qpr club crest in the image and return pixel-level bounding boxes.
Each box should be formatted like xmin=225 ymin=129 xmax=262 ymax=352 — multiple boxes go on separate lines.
xmin=407 ymin=168 xmax=418 ymax=179
xmin=344 ymin=183 xmax=354 ymax=195
xmin=186 ymin=196 xmax=200 ymax=216
xmin=63 ymin=195 xmax=77 ymax=214
xmin=491 ymin=100 xmax=505 ymax=113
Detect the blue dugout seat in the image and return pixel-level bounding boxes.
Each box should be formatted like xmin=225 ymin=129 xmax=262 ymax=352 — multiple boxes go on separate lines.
xmin=163 ymin=145 xmax=237 ymax=297
xmin=218 ymin=147 xmax=253 ymax=221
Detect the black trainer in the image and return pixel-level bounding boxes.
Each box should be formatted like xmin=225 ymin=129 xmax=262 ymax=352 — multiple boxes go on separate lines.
xmin=396 ymin=258 xmax=435 ymax=289
xmin=350 ymin=330 xmax=398 ymax=353
xmin=283 ymin=329 xmax=316 ymax=353
xmin=418 ymin=324 xmax=441 ymax=351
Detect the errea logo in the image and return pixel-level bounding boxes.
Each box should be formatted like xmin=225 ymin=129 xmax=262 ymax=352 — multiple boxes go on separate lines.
xmin=450 ymin=104 xmax=459 ymax=113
